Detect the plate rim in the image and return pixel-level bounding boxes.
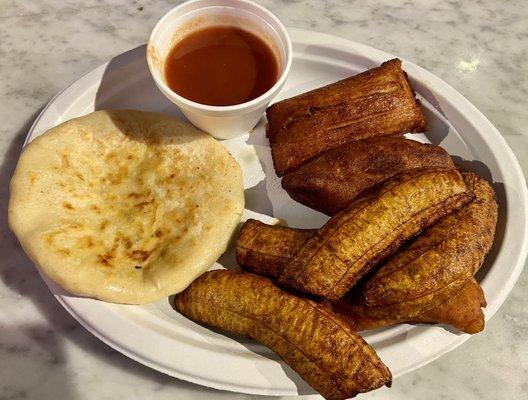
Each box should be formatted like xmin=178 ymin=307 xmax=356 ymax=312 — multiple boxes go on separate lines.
xmin=23 ymin=27 xmax=528 ymax=396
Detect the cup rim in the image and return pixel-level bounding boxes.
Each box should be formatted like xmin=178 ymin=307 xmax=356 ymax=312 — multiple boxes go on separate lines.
xmin=147 ymin=0 xmax=292 ymax=113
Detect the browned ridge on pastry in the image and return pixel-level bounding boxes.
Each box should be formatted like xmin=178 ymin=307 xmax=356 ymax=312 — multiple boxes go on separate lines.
xmin=174 ymin=270 xmax=392 ymax=400
xmin=278 ymin=168 xmax=472 ymax=301
xmin=361 ymin=171 xmax=498 ymax=319
xmin=281 ymin=137 xmax=455 ymax=215
xmin=266 ymin=59 xmax=428 ymax=176
xmin=330 ymin=277 xmax=487 ymax=334
xmin=236 ymin=221 xmax=487 ymax=334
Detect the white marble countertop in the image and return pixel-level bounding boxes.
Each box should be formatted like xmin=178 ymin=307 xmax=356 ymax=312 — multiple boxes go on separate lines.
xmin=1 ymin=1 xmax=527 ymax=399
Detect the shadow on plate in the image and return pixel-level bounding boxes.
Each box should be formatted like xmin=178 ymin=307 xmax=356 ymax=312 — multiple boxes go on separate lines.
xmin=93 ymin=44 xmax=184 ymax=120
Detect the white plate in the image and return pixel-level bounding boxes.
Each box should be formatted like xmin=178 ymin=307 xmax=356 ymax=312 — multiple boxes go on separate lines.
xmin=25 ymin=28 xmax=528 ymax=396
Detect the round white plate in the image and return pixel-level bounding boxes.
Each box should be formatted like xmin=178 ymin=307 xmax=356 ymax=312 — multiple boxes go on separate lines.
xmin=25 ymin=28 xmax=528 ymax=396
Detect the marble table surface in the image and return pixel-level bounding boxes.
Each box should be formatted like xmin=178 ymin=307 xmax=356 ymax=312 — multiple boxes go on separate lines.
xmin=1 ymin=0 xmax=527 ymax=399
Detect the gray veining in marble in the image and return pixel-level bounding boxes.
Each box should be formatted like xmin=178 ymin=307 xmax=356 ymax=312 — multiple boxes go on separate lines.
xmin=1 ymin=1 xmax=527 ymax=399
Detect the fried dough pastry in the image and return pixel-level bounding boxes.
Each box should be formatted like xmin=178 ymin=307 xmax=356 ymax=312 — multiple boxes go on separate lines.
xmin=330 ymin=278 xmax=487 ymax=334
xmin=362 ymin=171 xmax=497 ymax=319
xmin=266 ymin=59 xmax=428 ymax=176
xmin=278 ymin=168 xmax=472 ymax=300
xmin=281 ymin=137 xmax=455 ymax=215
xmin=174 ymin=270 xmax=392 ymax=400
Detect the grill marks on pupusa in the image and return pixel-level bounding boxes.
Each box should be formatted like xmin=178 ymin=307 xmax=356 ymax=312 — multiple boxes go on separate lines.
xmin=42 ymin=129 xmax=203 ymax=273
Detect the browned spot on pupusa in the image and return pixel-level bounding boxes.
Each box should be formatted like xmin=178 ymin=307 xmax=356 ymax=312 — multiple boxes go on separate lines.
xmin=79 ymin=236 xmax=95 ymax=248
xmin=98 ymin=254 xmax=113 ymax=267
xmin=105 ymin=152 xmax=117 ymax=162
xmin=79 ymin=129 xmax=92 ymax=141
xmin=128 ymin=191 xmax=150 ymax=199
xmin=60 ymin=152 xmax=71 ymax=168
xmin=130 ymin=250 xmax=152 ymax=262
xmin=28 ymin=171 xmax=38 ymax=185
xmin=63 ymin=201 xmax=74 ymax=210
xmin=100 ymin=220 xmax=109 ymax=231
xmin=134 ymin=199 xmax=153 ymax=208
xmin=107 ymin=166 xmax=129 ymax=185
xmin=45 ymin=235 xmax=55 ymax=246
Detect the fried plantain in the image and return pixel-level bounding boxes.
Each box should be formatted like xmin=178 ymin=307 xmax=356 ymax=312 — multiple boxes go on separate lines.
xmin=236 ymin=221 xmax=314 ymax=279
xmin=236 ymin=172 xmax=496 ymax=332
xmin=266 ymin=59 xmax=428 ymax=176
xmin=236 ymin=219 xmax=312 ymax=277
xmin=281 ymin=137 xmax=455 ymax=215
xmin=236 ymin=222 xmax=487 ymax=334
xmin=330 ymin=277 xmax=486 ymax=334
xmin=278 ymin=168 xmax=472 ymax=301
xmin=174 ymin=270 xmax=392 ymax=400
xmin=361 ymin=171 xmax=497 ymax=319
xmin=422 ymin=277 xmax=486 ymax=334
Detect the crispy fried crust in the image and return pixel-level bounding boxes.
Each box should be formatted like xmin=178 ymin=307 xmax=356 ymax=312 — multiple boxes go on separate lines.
xmin=266 ymin=59 xmax=428 ymax=176
xmin=330 ymin=278 xmax=486 ymax=334
xmin=361 ymin=171 xmax=497 ymax=318
xmin=281 ymin=137 xmax=455 ymax=215
xmin=174 ymin=270 xmax=392 ymax=400
xmin=278 ymin=168 xmax=472 ymax=300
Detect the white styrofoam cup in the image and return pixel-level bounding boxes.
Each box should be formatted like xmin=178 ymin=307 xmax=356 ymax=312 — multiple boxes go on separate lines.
xmin=147 ymin=0 xmax=292 ymax=139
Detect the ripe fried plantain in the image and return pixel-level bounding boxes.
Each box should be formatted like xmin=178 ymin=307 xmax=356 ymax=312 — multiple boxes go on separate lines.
xmin=422 ymin=277 xmax=486 ymax=334
xmin=361 ymin=171 xmax=497 ymax=319
xmin=237 ymin=222 xmax=487 ymax=334
xmin=279 ymin=168 xmax=472 ymax=300
xmin=174 ymin=270 xmax=392 ymax=400
xmin=236 ymin=219 xmax=313 ymax=276
xmin=266 ymin=59 xmax=427 ymax=176
xmin=236 ymin=221 xmax=314 ymax=279
xmin=330 ymin=277 xmax=486 ymax=334
xmin=236 ymin=171 xmax=496 ymax=334
xmin=281 ymin=137 xmax=455 ymax=215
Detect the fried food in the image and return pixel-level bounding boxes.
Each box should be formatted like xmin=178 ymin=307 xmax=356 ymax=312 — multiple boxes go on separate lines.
xmin=8 ymin=110 xmax=244 ymax=304
xmin=362 ymin=171 xmax=497 ymax=319
xmin=278 ymin=168 xmax=472 ymax=300
xmin=237 ymin=172 xmax=496 ymax=334
xmin=330 ymin=278 xmax=486 ymax=334
xmin=281 ymin=137 xmax=455 ymax=215
xmin=421 ymin=277 xmax=486 ymax=334
xmin=266 ymin=59 xmax=428 ymax=176
xmin=236 ymin=221 xmax=314 ymax=279
xmin=174 ymin=270 xmax=392 ymax=400
xmin=236 ymin=222 xmax=487 ymax=334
